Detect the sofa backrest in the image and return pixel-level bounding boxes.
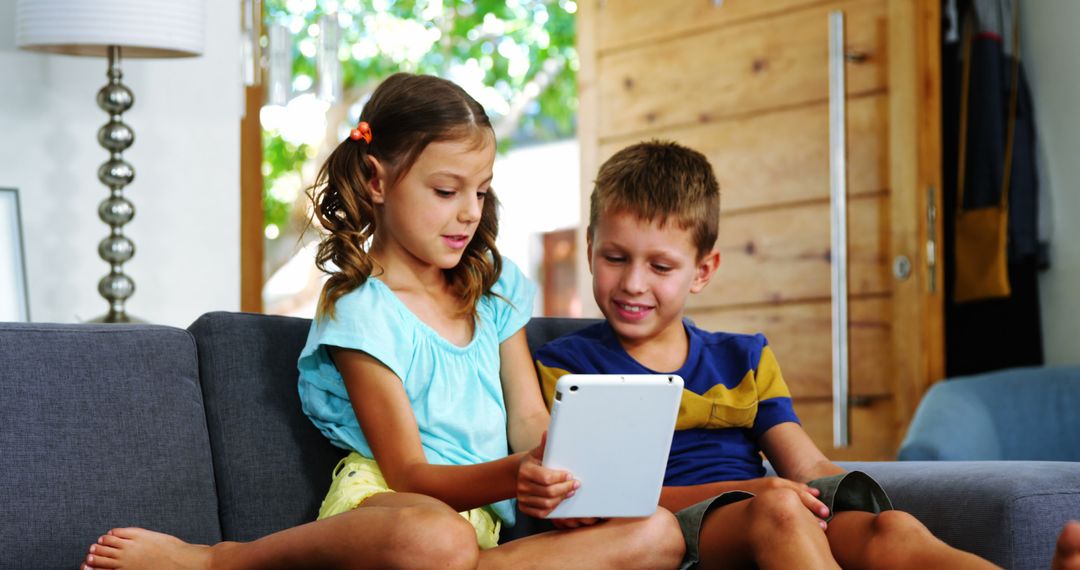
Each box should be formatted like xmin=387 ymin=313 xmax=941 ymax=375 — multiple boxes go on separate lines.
xmin=187 ymin=311 xmax=599 ymax=542
xmin=899 ymin=365 xmax=1080 ymax=460
xmin=187 ymin=311 xmax=337 ymax=542
xmin=0 ymin=322 xmax=221 ymax=569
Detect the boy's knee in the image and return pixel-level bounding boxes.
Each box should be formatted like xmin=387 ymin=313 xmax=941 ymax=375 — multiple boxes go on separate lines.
xmin=748 ymin=488 xmax=807 ymax=528
xmin=861 ymin=510 xmax=934 ymax=569
xmin=870 ymin=510 xmax=928 ymax=539
xmin=389 ymin=506 xmax=479 ymax=569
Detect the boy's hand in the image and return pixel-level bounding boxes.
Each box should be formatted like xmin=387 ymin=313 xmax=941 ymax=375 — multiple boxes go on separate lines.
xmin=741 ymin=477 xmax=830 ymax=521
xmin=516 ymin=432 xmax=580 ymax=518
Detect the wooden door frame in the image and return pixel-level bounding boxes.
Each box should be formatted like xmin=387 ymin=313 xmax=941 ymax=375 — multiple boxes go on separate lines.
xmin=888 ymin=0 xmax=943 ymax=423
xmin=240 ymin=81 xmax=264 ymax=313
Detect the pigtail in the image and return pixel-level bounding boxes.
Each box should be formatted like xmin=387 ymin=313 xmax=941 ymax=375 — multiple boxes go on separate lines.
xmin=310 ymin=137 xmax=378 ymax=319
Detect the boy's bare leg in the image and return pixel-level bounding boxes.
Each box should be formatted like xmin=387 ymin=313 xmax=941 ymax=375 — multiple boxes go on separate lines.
xmin=480 ymin=508 xmax=683 ymax=570
xmin=824 ymin=510 xmax=999 ymax=570
xmin=81 ymin=492 xmax=479 ymax=570
xmin=1053 ymin=521 xmax=1080 ymax=570
xmin=693 ymin=489 xmax=838 ymax=570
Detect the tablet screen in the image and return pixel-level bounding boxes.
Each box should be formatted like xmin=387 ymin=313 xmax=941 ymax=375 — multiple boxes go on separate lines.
xmin=541 ymin=374 xmax=683 ymax=518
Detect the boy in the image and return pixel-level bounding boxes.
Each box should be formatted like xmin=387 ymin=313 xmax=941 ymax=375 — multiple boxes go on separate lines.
xmin=534 ymin=140 xmax=1029 ymax=569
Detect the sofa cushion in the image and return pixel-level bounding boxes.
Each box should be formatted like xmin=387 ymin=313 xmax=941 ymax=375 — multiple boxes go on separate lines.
xmin=0 ymin=323 xmax=221 ymax=569
xmin=524 ymin=317 xmax=600 ymax=356
xmin=843 ymin=460 xmax=1080 ymax=570
xmin=188 ymin=312 xmax=342 ymax=542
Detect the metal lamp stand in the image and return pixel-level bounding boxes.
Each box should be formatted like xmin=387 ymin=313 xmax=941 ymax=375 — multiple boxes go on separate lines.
xmin=90 ymin=46 xmax=140 ymax=323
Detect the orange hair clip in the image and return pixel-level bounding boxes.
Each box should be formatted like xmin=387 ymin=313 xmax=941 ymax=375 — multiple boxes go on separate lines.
xmin=350 ymin=121 xmax=372 ymax=143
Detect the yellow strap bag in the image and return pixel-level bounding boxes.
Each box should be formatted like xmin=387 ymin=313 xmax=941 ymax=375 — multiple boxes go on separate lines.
xmin=953 ymin=7 xmax=1021 ymax=303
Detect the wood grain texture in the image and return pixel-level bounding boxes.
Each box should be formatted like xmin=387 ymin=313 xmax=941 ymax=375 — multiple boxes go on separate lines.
xmin=690 ymin=297 xmax=892 ymax=399
xmin=598 ymin=94 xmax=888 ymax=213
xmin=595 ymin=0 xmax=833 ymax=53
xmin=887 ymin=0 xmax=944 ymax=422
xmin=577 ymin=0 xmax=602 ymax=317
xmin=240 ymin=84 xmax=264 ymax=313
xmin=596 ymin=0 xmax=887 ymax=140
xmin=687 ymin=194 xmax=890 ymax=308
xmin=795 ymin=396 xmax=900 ymax=460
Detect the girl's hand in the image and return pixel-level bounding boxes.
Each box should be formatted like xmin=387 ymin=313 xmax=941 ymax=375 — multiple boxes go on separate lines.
xmin=516 ymin=432 xmax=579 ymax=518
xmin=740 ymin=477 xmax=830 ymax=522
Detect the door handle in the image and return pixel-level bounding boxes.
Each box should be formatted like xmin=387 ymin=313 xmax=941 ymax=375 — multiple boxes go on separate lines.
xmin=828 ymin=10 xmax=850 ymax=448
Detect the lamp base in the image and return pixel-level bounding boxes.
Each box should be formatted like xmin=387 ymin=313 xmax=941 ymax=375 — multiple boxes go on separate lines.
xmin=88 ymin=311 xmax=145 ymax=324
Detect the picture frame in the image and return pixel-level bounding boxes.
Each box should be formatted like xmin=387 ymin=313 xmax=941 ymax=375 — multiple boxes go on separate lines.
xmin=1 ymin=188 xmax=30 ymax=322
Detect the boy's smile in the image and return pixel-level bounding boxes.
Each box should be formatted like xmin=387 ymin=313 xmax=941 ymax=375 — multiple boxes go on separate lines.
xmin=588 ymin=210 xmax=719 ymax=369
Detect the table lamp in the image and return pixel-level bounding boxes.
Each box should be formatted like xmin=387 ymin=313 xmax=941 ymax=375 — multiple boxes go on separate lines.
xmin=15 ymin=0 xmax=205 ymax=322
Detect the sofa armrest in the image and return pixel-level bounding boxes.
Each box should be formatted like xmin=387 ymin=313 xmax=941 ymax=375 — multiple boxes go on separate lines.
xmin=897 ymin=381 xmax=1003 ymax=460
xmin=839 ymin=461 xmax=1080 ymax=570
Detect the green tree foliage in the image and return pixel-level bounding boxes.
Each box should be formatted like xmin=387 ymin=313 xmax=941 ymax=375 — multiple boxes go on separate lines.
xmin=261 ymin=0 xmax=578 ymax=238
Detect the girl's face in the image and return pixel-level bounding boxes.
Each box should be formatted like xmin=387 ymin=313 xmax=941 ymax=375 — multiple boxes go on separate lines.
xmin=372 ymin=132 xmax=496 ymax=273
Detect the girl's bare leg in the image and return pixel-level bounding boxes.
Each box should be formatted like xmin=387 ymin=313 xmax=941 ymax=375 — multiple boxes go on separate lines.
xmin=480 ymin=508 xmax=684 ymax=570
xmin=81 ymin=492 xmax=479 ymax=570
xmin=693 ymin=488 xmax=839 ymax=570
xmin=1053 ymin=521 xmax=1080 ymax=570
xmin=824 ymin=510 xmax=998 ymax=570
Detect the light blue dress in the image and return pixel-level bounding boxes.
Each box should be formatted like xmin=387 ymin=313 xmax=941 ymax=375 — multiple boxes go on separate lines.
xmin=297 ymin=259 xmax=536 ymax=524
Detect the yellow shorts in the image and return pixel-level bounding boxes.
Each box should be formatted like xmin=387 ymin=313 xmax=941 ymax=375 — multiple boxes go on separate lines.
xmin=318 ymin=452 xmax=502 ymax=550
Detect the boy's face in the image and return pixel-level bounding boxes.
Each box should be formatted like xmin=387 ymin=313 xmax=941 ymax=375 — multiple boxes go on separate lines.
xmin=588 ymin=209 xmax=719 ymax=350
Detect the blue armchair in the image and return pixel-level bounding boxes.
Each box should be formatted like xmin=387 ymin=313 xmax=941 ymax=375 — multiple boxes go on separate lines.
xmin=898 ymin=365 xmax=1080 ymax=461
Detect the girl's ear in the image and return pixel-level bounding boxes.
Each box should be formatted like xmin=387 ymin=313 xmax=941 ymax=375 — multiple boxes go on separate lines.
xmin=367 ymin=155 xmax=388 ymax=204
xmin=690 ymin=249 xmax=720 ymax=294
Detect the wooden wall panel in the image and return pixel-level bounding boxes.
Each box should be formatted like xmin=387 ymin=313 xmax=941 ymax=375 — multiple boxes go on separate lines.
xmin=795 ymin=397 xmax=899 ymax=460
xmin=598 ymin=94 xmax=888 ymax=213
xmin=688 ymin=195 xmax=890 ymax=308
xmin=595 ymin=0 xmax=832 ymax=53
xmin=579 ymin=0 xmax=941 ymax=462
xmin=597 ymin=0 xmax=887 ymax=140
xmin=691 ymin=297 xmax=892 ymax=399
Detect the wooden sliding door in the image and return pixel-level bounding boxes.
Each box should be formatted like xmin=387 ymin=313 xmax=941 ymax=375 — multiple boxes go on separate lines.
xmin=577 ymin=0 xmax=943 ymax=459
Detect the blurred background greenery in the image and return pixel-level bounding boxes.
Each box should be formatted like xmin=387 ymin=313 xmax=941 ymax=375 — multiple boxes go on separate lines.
xmin=260 ymin=0 xmax=579 ymax=281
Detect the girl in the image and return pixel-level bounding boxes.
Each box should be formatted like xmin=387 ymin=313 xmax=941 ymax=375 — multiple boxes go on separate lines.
xmin=80 ymin=73 xmax=683 ymax=570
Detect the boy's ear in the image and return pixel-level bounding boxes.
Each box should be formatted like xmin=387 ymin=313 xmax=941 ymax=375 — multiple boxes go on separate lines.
xmin=690 ymin=249 xmax=721 ymax=294
xmin=367 ymin=155 xmax=388 ymax=204
xmin=585 ymin=234 xmax=595 ymax=275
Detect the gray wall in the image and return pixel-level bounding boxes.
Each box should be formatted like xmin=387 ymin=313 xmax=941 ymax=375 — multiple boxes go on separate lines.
xmin=1023 ymin=0 xmax=1080 ymax=365
xmin=0 ymin=1 xmax=241 ymax=326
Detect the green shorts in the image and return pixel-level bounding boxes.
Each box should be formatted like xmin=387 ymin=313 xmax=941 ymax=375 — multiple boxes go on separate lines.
xmin=318 ymin=452 xmax=502 ymax=550
xmin=674 ymin=471 xmax=893 ymax=570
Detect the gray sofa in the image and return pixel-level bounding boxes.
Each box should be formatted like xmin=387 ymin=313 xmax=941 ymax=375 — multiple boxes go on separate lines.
xmin=1 ymin=312 xmax=1078 ymax=569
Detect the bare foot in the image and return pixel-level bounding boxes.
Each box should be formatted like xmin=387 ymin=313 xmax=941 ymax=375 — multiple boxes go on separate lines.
xmin=81 ymin=528 xmax=211 ymax=570
xmin=1053 ymin=521 xmax=1080 ymax=570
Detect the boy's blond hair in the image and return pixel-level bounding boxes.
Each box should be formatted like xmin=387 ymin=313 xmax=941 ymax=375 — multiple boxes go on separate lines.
xmin=588 ymin=140 xmax=720 ymax=258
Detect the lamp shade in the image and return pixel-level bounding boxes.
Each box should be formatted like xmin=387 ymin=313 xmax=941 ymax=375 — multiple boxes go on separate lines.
xmin=16 ymin=0 xmax=205 ymax=58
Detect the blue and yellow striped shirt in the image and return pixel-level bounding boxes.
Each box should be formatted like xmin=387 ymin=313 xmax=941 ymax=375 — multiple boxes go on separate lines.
xmin=534 ymin=320 xmax=800 ymax=485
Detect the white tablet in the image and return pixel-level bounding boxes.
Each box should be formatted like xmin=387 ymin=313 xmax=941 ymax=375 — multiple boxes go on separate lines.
xmin=541 ymin=373 xmax=684 ymax=518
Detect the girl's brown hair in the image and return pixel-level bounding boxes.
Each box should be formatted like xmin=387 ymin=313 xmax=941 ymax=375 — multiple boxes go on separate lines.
xmin=309 ymin=73 xmax=501 ymax=319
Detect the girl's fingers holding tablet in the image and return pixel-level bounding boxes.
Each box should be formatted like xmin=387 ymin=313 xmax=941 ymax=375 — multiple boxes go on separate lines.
xmin=518 ymin=477 xmax=578 ymax=500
